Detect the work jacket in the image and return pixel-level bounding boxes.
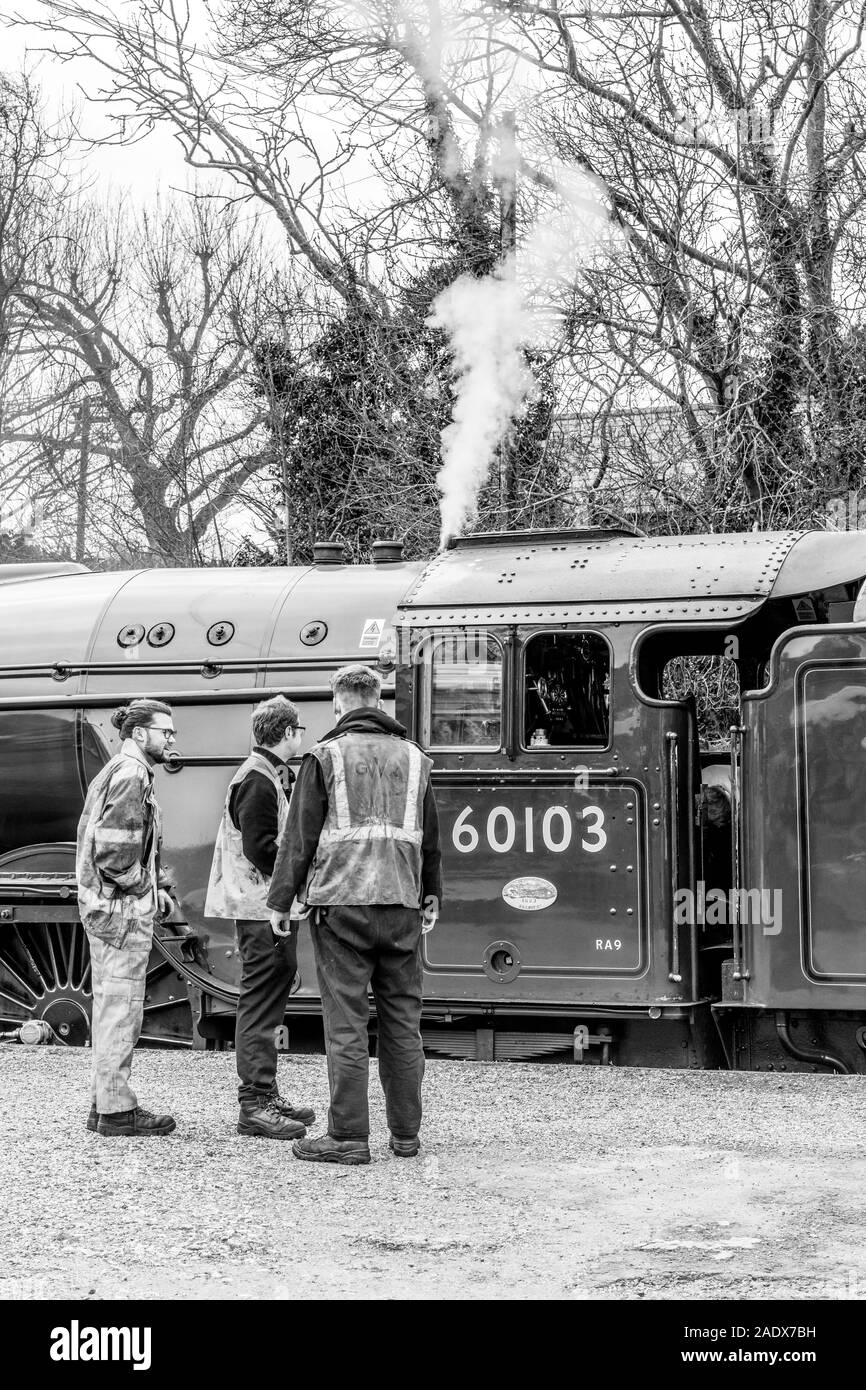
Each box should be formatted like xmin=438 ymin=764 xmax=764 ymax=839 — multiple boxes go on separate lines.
xmin=76 ymin=740 xmax=167 ymax=946
xmin=205 ymin=751 xmax=290 ymax=920
xmin=268 ymin=708 xmax=442 ymax=911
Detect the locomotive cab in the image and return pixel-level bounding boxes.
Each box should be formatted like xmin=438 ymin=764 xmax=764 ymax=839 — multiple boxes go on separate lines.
xmin=397 ymin=527 xmax=866 ymax=1068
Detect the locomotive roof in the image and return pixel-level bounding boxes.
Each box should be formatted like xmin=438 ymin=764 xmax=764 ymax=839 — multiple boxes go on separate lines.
xmin=398 ymin=529 xmax=866 ymax=625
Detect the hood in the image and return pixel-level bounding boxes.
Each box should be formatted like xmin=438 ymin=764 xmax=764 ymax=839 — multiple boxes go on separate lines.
xmin=320 ymin=707 xmax=408 ymax=742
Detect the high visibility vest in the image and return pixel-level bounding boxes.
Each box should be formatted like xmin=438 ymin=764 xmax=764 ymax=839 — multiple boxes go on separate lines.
xmin=204 ymin=752 xmax=289 ymax=920
xmin=304 ymin=731 xmax=431 ymax=908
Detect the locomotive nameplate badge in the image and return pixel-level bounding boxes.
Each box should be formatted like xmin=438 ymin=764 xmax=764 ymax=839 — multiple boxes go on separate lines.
xmin=502 ymin=877 xmax=558 ymax=911
xmin=359 ymin=617 xmax=385 ymax=649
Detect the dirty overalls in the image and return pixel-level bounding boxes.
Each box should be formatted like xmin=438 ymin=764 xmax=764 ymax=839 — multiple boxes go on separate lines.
xmin=76 ymin=743 xmax=164 ymax=1115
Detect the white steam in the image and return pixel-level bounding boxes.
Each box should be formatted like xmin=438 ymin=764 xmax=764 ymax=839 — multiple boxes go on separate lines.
xmin=429 ymin=166 xmax=618 ymax=547
xmin=428 ymin=264 xmax=533 ymax=547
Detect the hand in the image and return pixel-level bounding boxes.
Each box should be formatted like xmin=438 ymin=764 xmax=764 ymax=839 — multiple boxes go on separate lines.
xmin=289 ymin=897 xmax=311 ymax=922
xmin=157 ymin=889 xmax=174 ymax=919
xmin=270 ymin=910 xmax=292 ymax=938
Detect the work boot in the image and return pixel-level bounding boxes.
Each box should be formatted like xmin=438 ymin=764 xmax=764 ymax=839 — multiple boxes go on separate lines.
xmin=237 ymin=1098 xmax=306 ymax=1141
xmin=389 ymin=1134 xmax=421 ymax=1158
xmin=97 ymin=1107 xmax=176 ymax=1137
xmin=292 ymin=1133 xmax=371 ymax=1166
xmin=268 ymin=1090 xmax=316 ymax=1126
xmin=86 ymin=1104 xmax=99 ymax=1133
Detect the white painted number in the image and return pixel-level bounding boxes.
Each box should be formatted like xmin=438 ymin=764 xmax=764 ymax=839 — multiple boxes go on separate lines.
xmin=580 ymin=806 xmax=608 ymax=853
xmin=487 ymin=807 xmax=516 ymax=853
xmin=542 ymin=806 xmax=572 ymax=852
xmin=451 ymin=804 xmax=607 ymax=855
xmin=453 ymin=805 xmax=480 ymax=853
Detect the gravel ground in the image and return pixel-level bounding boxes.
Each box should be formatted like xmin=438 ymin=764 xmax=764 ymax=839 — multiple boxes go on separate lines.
xmin=1 ymin=1047 xmax=864 ymax=1301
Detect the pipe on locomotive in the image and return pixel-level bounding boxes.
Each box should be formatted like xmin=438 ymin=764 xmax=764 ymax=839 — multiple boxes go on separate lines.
xmin=774 ymin=1012 xmax=849 ymax=1074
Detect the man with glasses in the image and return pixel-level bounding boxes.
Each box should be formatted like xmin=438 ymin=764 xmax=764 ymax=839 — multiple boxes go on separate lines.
xmin=77 ymin=698 xmax=179 ymax=1137
xmin=206 ymin=696 xmax=315 ymax=1139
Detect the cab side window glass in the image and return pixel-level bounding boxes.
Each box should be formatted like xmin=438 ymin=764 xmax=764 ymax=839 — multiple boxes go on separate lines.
xmin=523 ymin=633 xmax=610 ymax=748
xmin=427 ymin=633 xmax=502 ymax=748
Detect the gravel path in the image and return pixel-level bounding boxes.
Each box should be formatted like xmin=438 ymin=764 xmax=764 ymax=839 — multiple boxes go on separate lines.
xmin=1 ymin=1048 xmax=864 ymax=1300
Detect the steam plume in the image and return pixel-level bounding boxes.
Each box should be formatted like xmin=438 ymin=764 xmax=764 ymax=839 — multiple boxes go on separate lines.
xmin=430 ymin=166 xmax=616 ymax=547
xmin=428 ymin=263 xmax=533 ymax=548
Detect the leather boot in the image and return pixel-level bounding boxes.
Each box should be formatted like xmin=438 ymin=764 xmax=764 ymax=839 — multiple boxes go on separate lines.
xmin=237 ymin=1098 xmax=306 ymax=1140
xmin=292 ymin=1133 xmax=371 ymax=1165
xmin=389 ymin=1134 xmax=421 ymax=1158
xmin=97 ymin=1107 xmax=176 ymax=1137
xmin=268 ymin=1090 xmax=316 ymax=1125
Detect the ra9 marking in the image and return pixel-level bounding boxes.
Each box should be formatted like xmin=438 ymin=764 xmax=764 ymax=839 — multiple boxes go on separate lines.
xmin=452 ymin=804 xmax=607 ymax=855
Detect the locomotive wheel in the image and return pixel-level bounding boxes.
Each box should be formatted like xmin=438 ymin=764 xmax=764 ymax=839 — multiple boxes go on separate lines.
xmin=0 ymin=919 xmax=192 ymax=1048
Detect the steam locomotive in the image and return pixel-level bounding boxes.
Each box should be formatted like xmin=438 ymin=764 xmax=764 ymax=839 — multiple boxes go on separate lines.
xmin=0 ymin=527 xmax=865 ymax=1072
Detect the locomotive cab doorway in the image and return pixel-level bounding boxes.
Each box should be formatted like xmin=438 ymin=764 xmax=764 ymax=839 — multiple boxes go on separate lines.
xmin=634 ymin=625 xmax=745 ymax=997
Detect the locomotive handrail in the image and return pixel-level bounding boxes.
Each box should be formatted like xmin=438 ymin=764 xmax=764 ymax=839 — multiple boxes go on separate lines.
xmin=502 ymin=630 xmax=516 ymax=761
xmin=0 ymin=682 xmax=395 ymax=712
xmin=0 ymin=654 xmax=391 ymax=681
xmin=729 ymin=722 xmax=749 ymax=981
xmin=665 ymin=731 xmax=682 ymax=983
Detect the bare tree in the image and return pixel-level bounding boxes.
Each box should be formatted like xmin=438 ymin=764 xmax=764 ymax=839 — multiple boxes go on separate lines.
xmin=226 ymin=0 xmax=866 ymax=531
xmin=0 ymin=74 xmax=60 ymax=446
xmin=467 ymin=0 xmax=866 ymax=528
xmin=4 ymin=194 xmax=274 ymax=563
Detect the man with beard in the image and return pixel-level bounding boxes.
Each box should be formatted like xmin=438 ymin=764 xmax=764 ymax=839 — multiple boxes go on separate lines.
xmin=77 ymin=699 xmax=178 ymax=1137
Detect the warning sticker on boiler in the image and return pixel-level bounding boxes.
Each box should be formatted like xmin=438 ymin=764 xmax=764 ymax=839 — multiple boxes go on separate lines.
xmin=359 ymin=617 xmax=385 ymax=649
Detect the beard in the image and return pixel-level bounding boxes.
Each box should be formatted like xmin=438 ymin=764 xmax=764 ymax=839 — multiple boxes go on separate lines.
xmin=145 ymin=741 xmax=167 ymax=764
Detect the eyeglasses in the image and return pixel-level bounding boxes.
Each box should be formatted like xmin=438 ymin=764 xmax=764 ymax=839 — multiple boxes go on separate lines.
xmin=290 ymin=725 xmax=306 ymax=735
xmin=150 ymin=727 xmax=177 ymax=742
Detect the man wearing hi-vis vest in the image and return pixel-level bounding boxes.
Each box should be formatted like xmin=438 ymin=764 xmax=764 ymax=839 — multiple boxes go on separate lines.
xmin=205 ymin=696 xmax=315 ymax=1140
xmin=267 ymin=663 xmax=443 ymax=1166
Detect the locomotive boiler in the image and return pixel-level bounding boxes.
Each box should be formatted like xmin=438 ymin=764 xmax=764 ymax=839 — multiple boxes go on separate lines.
xmin=0 ymin=528 xmax=865 ymax=1072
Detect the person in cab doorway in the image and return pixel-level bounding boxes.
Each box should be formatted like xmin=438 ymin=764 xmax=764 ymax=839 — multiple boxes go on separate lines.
xmin=77 ymin=699 xmax=178 ymax=1137
xmin=267 ymin=664 xmax=443 ymax=1167
xmin=205 ymin=696 xmax=315 ymax=1140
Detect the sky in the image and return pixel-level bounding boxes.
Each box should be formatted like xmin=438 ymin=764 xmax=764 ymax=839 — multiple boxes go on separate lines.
xmin=3 ymin=0 xmax=389 ymax=220
xmin=4 ymin=2 xmax=203 ymax=199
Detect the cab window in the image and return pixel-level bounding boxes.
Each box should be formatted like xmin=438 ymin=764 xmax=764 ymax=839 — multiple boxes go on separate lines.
xmin=523 ymin=632 xmax=610 ymax=748
xmin=425 ymin=632 xmax=502 ymax=749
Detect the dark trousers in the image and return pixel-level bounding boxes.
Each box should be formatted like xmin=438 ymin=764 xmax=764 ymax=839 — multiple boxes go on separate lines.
xmin=235 ymin=918 xmax=298 ymax=1109
xmin=312 ymin=904 xmax=424 ymax=1141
